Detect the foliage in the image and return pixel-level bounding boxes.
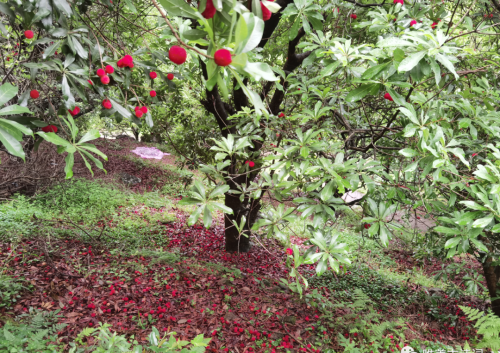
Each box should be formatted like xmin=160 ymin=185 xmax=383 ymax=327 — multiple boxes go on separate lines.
xmin=0 ymin=275 xmax=26 ymax=308
xmin=0 ymin=308 xmax=66 ymax=353
xmin=460 ymin=305 xmax=500 ymax=351
xmin=68 ymin=324 xmax=210 ymax=352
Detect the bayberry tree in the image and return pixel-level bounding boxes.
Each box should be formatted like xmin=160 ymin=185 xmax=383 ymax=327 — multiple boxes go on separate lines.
xmin=2 ymin=0 xmax=500 ymax=314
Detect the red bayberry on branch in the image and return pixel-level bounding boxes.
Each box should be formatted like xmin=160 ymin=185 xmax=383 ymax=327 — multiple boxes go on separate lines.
xmin=88 ymin=80 xmax=93 ymax=85
xmin=261 ymin=1 xmax=272 ymax=21
xmin=393 ymin=0 xmax=403 ymax=4
xmin=102 ymin=99 xmax=112 ymax=109
xmin=101 ymin=75 xmax=110 ymax=85
xmin=472 ymin=153 xmax=478 ymax=157
xmin=431 ymin=22 xmax=437 ymax=29
xmin=118 ymin=55 xmax=134 ymax=68
xmin=96 ymin=68 xmax=106 ymax=77
xmin=248 ymin=161 xmax=255 ymax=167
xmin=278 ymin=112 xmax=285 ymax=118
xmin=167 ymin=73 xmax=174 ymax=80
xmin=150 ymin=71 xmax=157 ymax=79
xmin=105 ymin=65 xmax=114 ymax=74
xmin=364 ymin=223 xmax=371 ymax=229
xmin=384 ymin=92 xmax=393 ymax=101
xmin=24 ymin=30 xmax=34 ymax=39
xmin=140 ymin=106 xmax=148 ymax=114
xmin=214 ymin=49 xmax=232 ymax=66
xmin=169 ymin=46 xmax=187 ymax=65
xmin=135 ymin=110 xmax=143 ymax=118
xmin=30 ymin=90 xmax=39 ymax=99
xmin=200 ymin=0 xmax=217 ymax=19
xmin=410 ymin=19 xmax=417 ymax=27
xmin=350 ymin=14 xmax=357 ymax=19
xmin=286 ymin=248 xmax=293 ymax=255
xmin=41 ymin=125 xmax=58 ymax=133
xmin=150 ymin=90 xmax=157 ymax=97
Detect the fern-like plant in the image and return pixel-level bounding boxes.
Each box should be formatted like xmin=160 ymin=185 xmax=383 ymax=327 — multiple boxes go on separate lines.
xmin=460 ymin=305 xmax=500 ymax=351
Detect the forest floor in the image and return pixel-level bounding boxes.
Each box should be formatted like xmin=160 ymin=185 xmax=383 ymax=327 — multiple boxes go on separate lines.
xmin=0 ymin=137 xmax=489 ymax=353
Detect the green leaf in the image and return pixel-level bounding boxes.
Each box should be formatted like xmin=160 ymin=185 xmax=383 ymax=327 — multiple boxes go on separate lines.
xmin=434 ymin=226 xmax=460 ymax=235
xmin=472 ymin=214 xmax=493 ymax=229
xmin=64 ymin=153 xmax=75 ymax=179
xmin=398 ymin=51 xmax=426 ymax=73
xmin=0 ymin=83 xmax=18 ymax=106
xmin=43 ymin=41 xmax=60 ymax=59
xmin=0 ymin=126 xmax=25 ymax=160
xmin=399 ymin=148 xmax=418 ymax=157
xmin=209 ymin=185 xmax=229 ymax=198
xmin=444 ymin=237 xmax=461 ymax=249
xmin=158 ymin=0 xmax=199 ymax=18
xmin=346 ymin=84 xmax=373 ymax=103
xmin=53 ymin=0 xmax=72 ymax=16
xmin=109 ymin=99 xmax=132 ymax=120
xmin=0 ymin=118 xmax=33 ymax=136
xmin=77 ymin=130 xmax=100 ymax=144
xmin=361 ymin=62 xmax=390 ymax=80
xmin=235 ymin=13 xmax=264 ymax=55
xmin=289 ymin=14 xmax=301 ymax=41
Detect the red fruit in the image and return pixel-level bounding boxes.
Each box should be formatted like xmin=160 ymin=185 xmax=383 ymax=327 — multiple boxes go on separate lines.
xmin=30 ymin=90 xmax=39 ymax=99
xmin=169 ymin=46 xmax=187 ymax=65
xmin=248 ymin=161 xmax=255 ymax=168
xmin=150 ymin=71 xmax=157 ymax=79
xmin=200 ymin=0 xmax=217 ymax=19
xmin=214 ymin=49 xmax=232 ymax=67
xmin=97 ymin=68 xmax=106 ymax=77
xmin=384 ymin=92 xmax=393 ymax=101
xmin=410 ymin=19 xmax=417 ymax=27
xmin=364 ymin=224 xmax=370 ymax=229
xmin=135 ymin=110 xmax=143 ymax=118
xmin=140 ymin=106 xmax=148 ymax=114
xmin=101 ymin=75 xmax=110 ymax=85
xmin=472 ymin=153 xmax=478 ymax=157
xmin=88 ymin=80 xmax=93 ymax=85
xmin=150 ymin=90 xmax=157 ymax=97
xmin=24 ymin=30 xmax=34 ymax=39
xmin=350 ymin=14 xmax=357 ymax=19
xmin=102 ymin=99 xmax=112 ymax=109
xmin=68 ymin=107 xmax=80 ymax=116
xmin=105 ymin=65 xmax=114 ymax=74
xmin=167 ymin=73 xmax=174 ymax=80
xmin=393 ymin=0 xmax=403 ymax=4
xmin=431 ymin=22 xmax=437 ymax=29
xmin=261 ymin=1 xmax=272 ymax=21
xmin=117 ymin=59 xmax=124 ymax=68
xmin=41 ymin=125 xmax=58 ymax=133
xmin=278 ymin=112 xmax=285 ymax=118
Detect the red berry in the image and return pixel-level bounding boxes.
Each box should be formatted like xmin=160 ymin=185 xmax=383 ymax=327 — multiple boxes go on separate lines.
xmin=102 ymin=99 xmax=112 ymax=109
xmin=135 ymin=110 xmax=143 ymax=118
xmin=101 ymin=75 xmax=110 ymax=85
xmin=248 ymin=161 xmax=255 ymax=168
xmin=97 ymin=68 xmax=106 ymax=77
xmin=169 ymin=46 xmax=187 ymax=65
xmin=200 ymin=0 xmax=217 ymax=19
xmin=140 ymin=106 xmax=148 ymax=114
xmin=24 ymin=30 xmax=34 ymax=39
xmin=261 ymin=1 xmax=272 ymax=21
xmin=150 ymin=90 xmax=157 ymax=97
xmin=150 ymin=71 xmax=157 ymax=79
xmin=68 ymin=107 xmax=80 ymax=116
xmin=30 ymin=90 xmax=39 ymax=99
xmin=350 ymin=14 xmax=357 ymax=19
xmin=393 ymin=0 xmax=403 ymax=4
xmin=410 ymin=19 xmax=417 ymax=27
xmin=384 ymin=92 xmax=393 ymax=101
xmin=87 ymin=80 xmax=93 ymax=85
xmin=105 ymin=65 xmax=114 ymax=74
xmin=167 ymin=73 xmax=174 ymax=80
xmin=431 ymin=22 xmax=437 ymax=29
xmin=278 ymin=112 xmax=285 ymax=118
xmin=214 ymin=49 xmax=232 ymax=66
xmin=41 ymin=125 xmax=58 ymax=133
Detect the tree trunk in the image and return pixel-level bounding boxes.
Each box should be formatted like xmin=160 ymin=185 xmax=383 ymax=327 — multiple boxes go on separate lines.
xmin=482 ymin=255 xmax=500 ymax=317
xmin=224 ymin=193 xmax=262 ymax=252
